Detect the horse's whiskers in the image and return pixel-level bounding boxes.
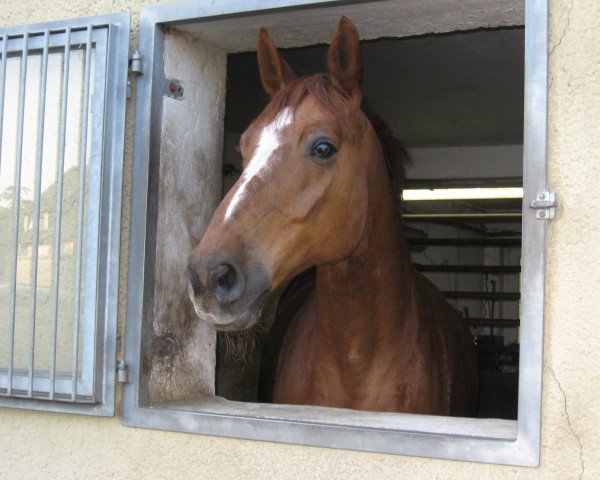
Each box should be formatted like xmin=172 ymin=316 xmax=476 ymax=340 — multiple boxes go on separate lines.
xmin=218 ymin=316 xmax=267 ymax=363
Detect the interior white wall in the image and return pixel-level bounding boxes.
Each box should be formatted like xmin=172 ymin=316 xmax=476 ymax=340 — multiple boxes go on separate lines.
xmin=407 ymin=145 xmax=523 ymax=179
xmin=150 ymin=30 xmax=226 ymax=402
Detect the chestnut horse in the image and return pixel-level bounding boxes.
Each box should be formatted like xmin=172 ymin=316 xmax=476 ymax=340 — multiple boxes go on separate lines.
xmin=187 ymin=17 xmax=478 ymax=416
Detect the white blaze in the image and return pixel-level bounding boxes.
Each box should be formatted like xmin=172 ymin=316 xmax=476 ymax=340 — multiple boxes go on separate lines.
xmin=224 ymin=107 xmax=293 ymax=222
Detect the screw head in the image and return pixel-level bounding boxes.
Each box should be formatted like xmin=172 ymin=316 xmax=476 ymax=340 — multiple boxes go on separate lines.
xmin=538 ymin=193 xmax=545 ymax=200
xmin=539 ymin=211 xmax=546 ymax=218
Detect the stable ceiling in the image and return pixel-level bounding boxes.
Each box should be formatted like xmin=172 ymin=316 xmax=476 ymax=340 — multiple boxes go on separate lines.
xmin=224 ymin=27 xmax=525 ymax=147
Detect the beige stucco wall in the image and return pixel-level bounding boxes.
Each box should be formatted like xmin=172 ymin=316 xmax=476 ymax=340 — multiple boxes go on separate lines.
xmin=1 ymin=0 xmax=599 ymax=478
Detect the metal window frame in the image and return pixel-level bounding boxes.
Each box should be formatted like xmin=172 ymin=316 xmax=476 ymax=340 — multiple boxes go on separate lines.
xmin=0 ymin=12 xmax=130 ymax=416
xmin=124 ymin=0 xmax=549 ymax=465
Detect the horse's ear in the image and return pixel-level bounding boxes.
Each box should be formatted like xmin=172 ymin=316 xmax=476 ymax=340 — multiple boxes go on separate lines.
xmin=257 ymin=27 xmax=297 ymax=97
xmin=327 ymin=16 xmax=361 ymax=97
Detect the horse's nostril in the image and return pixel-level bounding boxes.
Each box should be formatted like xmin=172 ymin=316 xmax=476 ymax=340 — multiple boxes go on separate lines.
xmin=213 ymin=262 xmax=244 ymax=305
xmin=187 ymin=264 xmax=204 ymax=296
xmin=216 ymin=263 xmax=236 ymax=291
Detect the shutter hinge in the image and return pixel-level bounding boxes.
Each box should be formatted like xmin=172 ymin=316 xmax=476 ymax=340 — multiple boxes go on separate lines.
xmin=529 ymin=191 xmax=557 ymax=220
xmin=116 ymin=360 xmax=130 ymax=384
xmin=127 ymin=50 xmax=143 ymax=99
xmin=129 ymin=50 xmax=143 ymax=75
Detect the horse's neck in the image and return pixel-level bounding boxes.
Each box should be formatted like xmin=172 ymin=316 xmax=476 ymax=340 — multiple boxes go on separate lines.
xmin=315 ymin=175 xmax=419 ymax=360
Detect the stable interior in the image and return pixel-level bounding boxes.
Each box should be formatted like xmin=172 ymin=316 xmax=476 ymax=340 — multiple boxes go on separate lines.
xmin=143 ymin=1 xmax=524 ymax=425
xmin=217 ymin=29 xmax=524 ymax=419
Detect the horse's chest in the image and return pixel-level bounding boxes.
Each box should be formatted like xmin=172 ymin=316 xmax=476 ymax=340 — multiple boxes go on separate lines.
xmin=275 ymin=327 xmax=449 ymax=413
xmin=275 ymin=332 xmax=405 ymax=410
xmin=271 ymin=294 xmax=450 ymax=413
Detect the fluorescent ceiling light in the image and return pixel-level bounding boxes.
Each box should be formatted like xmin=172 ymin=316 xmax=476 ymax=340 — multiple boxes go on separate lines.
xmin=403 ymin=187 xmax=523 ymax=201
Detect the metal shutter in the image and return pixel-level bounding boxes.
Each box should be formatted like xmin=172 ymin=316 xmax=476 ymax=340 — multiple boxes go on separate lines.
xmin=0 ymin=13 xmax=129 ymax=416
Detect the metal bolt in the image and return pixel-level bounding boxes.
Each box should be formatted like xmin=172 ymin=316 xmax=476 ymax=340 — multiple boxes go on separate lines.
xmin=538 ymin=193 xmax=545 ymax=200
xmin=539 ymin=211 xmax=546 ymax=218
xmin=165 ymin=78 xmax=183 ymax=99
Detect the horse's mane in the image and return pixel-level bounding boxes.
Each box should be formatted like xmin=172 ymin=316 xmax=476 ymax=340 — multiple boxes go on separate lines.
xmin=361 ymin=102 xmax=410 ymax=198
xmin=260 ymin=74 xmax=410 ymax=201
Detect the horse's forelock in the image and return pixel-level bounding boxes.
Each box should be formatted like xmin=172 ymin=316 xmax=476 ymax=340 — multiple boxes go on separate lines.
xmin=260 ymin=74 xmax=353 ymax=135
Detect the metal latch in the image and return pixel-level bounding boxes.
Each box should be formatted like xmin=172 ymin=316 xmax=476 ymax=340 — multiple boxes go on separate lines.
xmin=529 ymin=191 xmax=557 ymax=219
xmin=116 ymin=360 xmax=129 ymax=384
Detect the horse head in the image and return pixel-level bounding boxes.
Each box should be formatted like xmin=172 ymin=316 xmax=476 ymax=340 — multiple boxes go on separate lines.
xmin=187 ymin=17 xmax=385 ymax=330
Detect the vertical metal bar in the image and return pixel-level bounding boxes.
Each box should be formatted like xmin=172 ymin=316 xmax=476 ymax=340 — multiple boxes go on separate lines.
xmin=49 ymin=27 xmax=71 ymax=401
xmin=517 ymin=0 xmax=549 ymax=464
xmin=27 ymin=30 xmax=50 ymax=398
xmin=71 ymin=25 xmax=93 ymax=400
xmin=0 ymin=35 xmax=8 ymax=169
xmin=0 ymin=37 xmax=6 ymax=394
xmin=81 ymin=27 xmax=107 ymax=399
xmin=7 ymin=32 xmax=29 ymax=397
xmin=0 ymin=37 xmax=7 ymax=387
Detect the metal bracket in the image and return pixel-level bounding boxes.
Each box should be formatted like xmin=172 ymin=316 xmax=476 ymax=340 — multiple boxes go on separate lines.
xmin=116 ymin=360 xmax=129 ymax=384
xmin=164 ymin=78 xmax=184 ymax=99
xmin=529 ymin=191 xmax=557 ymax=220
xmin=129 ymin=50 xmax=143 ymax=74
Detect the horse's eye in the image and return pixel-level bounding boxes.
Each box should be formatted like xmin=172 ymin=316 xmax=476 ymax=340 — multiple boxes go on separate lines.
xmin=311 ymin=140 xmax=337 ymax=162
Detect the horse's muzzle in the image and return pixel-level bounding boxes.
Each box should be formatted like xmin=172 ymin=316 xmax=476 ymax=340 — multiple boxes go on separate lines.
xmin=186 ymin=253 xmax=271 ymax=331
